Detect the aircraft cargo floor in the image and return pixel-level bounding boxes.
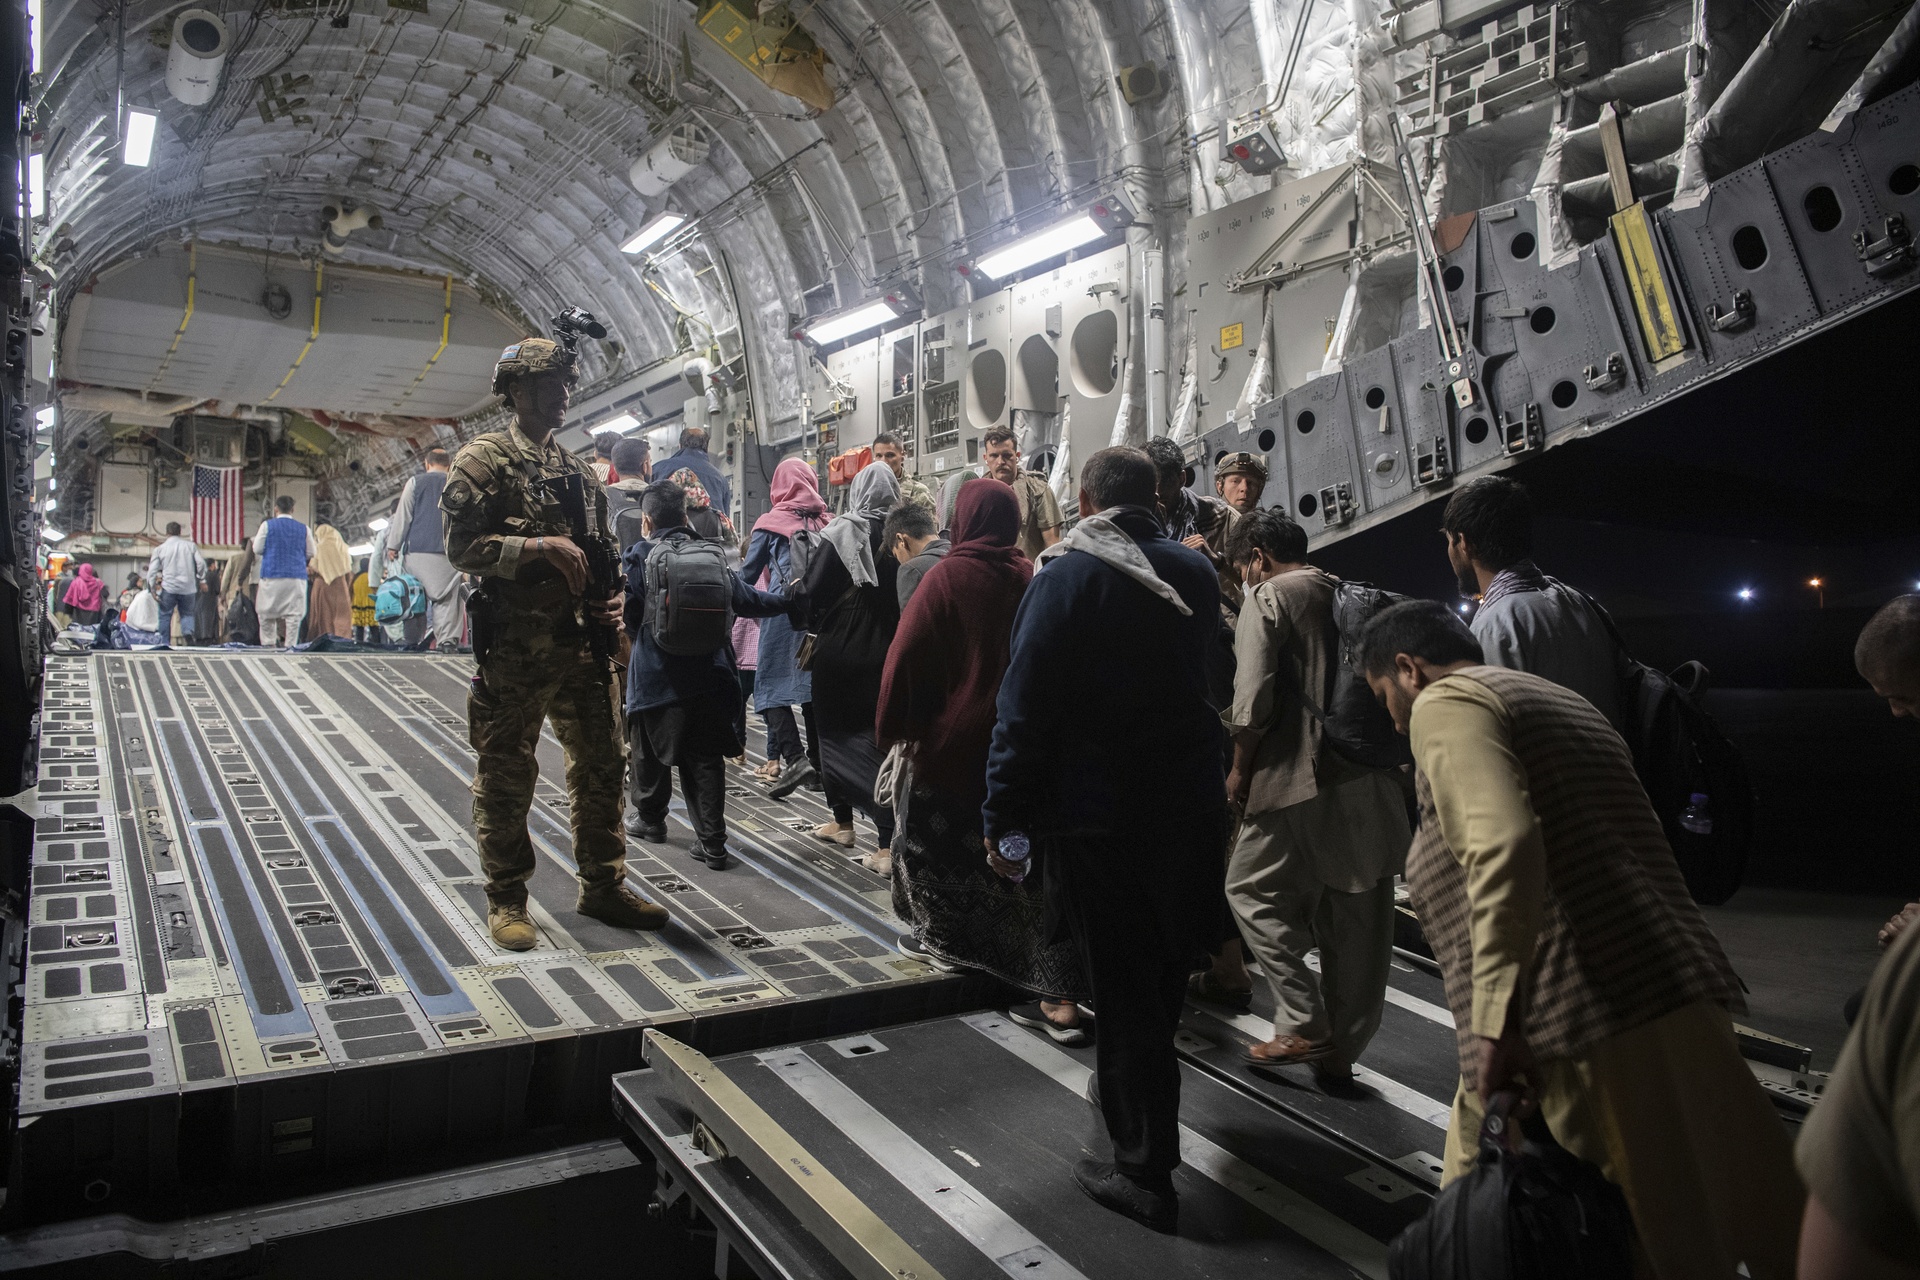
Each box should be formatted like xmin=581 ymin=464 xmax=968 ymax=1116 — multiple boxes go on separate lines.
xmin=17 ymin=652 xmax=981 ymax=1223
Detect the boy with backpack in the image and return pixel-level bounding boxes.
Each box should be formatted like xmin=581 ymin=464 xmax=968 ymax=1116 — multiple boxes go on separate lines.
xmin=1197 ymin=508 xmax=1413 ymax=1086
xmin=622 ymin=480 xmax=792 ymax=869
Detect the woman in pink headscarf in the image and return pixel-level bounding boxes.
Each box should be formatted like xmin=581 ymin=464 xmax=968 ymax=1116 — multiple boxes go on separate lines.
xmin=738 ymin=458 xmax=827 ymax=788
xmin=62 ymin=562 xmax=106 ymax=624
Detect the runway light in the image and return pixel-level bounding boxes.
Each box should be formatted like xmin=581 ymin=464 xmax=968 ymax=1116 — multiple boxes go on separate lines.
xmin=795 ymin=289 xmax=921 ymax=347
xmin=123 ymin=109 xmax=158 ymax=167
xmin=1807 ymin=577 xmax=1822 ymax=588
xmin=621 ymin=212 xmax=685 ymax=255
xmin=28 ymin=153 xmax=43 ymax=218
xmin=367 ymin=516 xmax=389 ymax=532
xmin=590 ymin=413 xmax=639 ymax=435
xmin=1737 ymin=587 xmax=1754 ymax=601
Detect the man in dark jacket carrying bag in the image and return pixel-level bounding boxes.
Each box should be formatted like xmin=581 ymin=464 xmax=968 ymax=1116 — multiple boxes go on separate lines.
xmin=623 ymin=480 xmax=789 ymax=869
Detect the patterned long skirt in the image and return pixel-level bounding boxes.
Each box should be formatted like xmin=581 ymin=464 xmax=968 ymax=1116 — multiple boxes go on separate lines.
xmin=890 ymin=782 xmax=1088 ymax=1001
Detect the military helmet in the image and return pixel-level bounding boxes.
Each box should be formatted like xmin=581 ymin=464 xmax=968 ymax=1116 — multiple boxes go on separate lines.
xmin=491 ymin=337 xmax=577 ymax=395
xmin=1215 ymin=451 xmax=1270 ymax=481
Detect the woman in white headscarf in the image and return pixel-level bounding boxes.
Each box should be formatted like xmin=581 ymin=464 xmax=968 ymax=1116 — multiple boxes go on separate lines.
xmin=306 ymin=524 xmax=355 ymax=641
xmin=799 ymin=461 xmax=903 ymax=871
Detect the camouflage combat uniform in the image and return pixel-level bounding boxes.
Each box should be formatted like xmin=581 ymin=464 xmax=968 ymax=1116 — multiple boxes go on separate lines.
xmin=898 ymin=472 xmax=936 ymax=515
xmin=441 ymin=423 xmax=628 ymax=907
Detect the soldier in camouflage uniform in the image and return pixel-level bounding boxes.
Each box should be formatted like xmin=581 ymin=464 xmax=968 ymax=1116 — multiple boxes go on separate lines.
xmin=441 ymin=337 xmax=670 ymax=950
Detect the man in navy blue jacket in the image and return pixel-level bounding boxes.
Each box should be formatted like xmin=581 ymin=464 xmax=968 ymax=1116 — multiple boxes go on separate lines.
xmin=984 ymin=446 xmax=1229 ymax=1233
xmin=653 ymin=426 xmax=732 ymax=516
xmin=623 ymin=481 xmax=788 ymax=868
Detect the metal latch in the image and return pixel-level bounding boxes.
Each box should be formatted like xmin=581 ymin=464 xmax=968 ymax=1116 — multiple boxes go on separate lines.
xmin=1583 ymin=352 xmax=1626 ymax=390
xmin=66 ymin=867 xmax=109 ymax=883
xmin=1854 ymin=213 xmax=1914 ymax=278
xmin=1318 ymin=483 xmax=1356 ymax=527
xmin=1706 ymin=290 xmax=1754 ymax=332
xmin=67 ymin=930 xmax=115 ymax=948
xmin=327 ymin=976 xmax=380 ymax=998
xmin=1501 ymin=403 xmax=1544 ymax=456
xmin=293 ymin=909 xmax=337 ymax=927
xmin=1413 ymin=436 xmax=1452 ymax=488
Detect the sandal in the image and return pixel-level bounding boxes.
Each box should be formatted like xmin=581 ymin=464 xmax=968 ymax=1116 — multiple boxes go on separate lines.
xmin=1244 ymin=1034 xmax=1335 ymax=1067
xmin=859 ymin=850 xmax=892 ymax=876
xmin=753 ymin=759 xmax=783 ymax=782
xmin=1187 ymin=970 xmax=1253 ymax=1013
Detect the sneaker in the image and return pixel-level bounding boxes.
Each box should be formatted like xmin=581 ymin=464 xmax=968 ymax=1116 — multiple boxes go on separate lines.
xmin=488 ymin=901 xmax=538 ymax=952
xmin=896 ymin=934 xmax=957 ymax=972
xmin=624 ymin=813 xmax=667 ymax=842
xmin=1008 ymin=1001 xmax=1091 ymax=1047
xmin=576 ymin=882 xmax=670 ymax=930
xmin=803 ymin=776 xmax=825 ymax=793
xmin=767 ymin=758 xmax=819 ymax=799
xmin=1072 ymin=1159 xmax=1178 ymax=1234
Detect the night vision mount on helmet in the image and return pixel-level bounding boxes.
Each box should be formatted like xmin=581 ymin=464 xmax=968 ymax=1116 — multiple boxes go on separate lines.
xmin=490 ymin=306 xmax=610 ymax=395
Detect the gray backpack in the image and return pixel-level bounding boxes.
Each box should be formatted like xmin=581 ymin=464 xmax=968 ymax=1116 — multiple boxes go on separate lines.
xmin=644 ymin=536 xmax=733 ymax=655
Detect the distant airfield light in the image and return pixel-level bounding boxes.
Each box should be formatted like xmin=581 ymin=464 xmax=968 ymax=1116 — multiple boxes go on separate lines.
xmin=1737 ymin=587 xmax=1754 ymax=601
xmin=123 ymin=109 xmax=159 ymax=167
xmin=621 ymin=212 xmax=685 ymax=256
xmin=367 ymin=517 xmax=389 ymax=532
xmin=1808 ymin=577 xmax=1825 ymax=609
xmin=1456 ymin=602 xmax=1471 ymax=614
xmin=591 ymin=413 xmax=640 ymax=435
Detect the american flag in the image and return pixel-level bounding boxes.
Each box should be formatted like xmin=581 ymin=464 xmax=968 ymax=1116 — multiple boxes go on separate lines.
xmin=192 ymin=465 xmax=244 ymax=547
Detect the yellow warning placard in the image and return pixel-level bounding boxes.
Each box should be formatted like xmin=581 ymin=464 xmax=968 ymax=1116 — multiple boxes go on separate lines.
xmin=1220 ymin=322 xmax=1244 ymax=350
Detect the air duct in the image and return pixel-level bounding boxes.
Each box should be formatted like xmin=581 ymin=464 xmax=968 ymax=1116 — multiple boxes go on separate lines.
xmin=166 ymin=10 xmax=229 ymax=106
xmin=630 ymin=123 xmax=712 ymax=197
xmin=321 ymin=201 xmax=384 ymax=256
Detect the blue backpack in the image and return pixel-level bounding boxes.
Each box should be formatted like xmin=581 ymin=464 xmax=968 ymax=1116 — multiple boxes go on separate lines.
xmin=375 ymin=572 xmax=425 ymax=624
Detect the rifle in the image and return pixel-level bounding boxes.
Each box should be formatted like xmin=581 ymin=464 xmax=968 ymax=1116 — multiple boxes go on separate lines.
xmin=551 ymin=471 xmax=624 ymax=676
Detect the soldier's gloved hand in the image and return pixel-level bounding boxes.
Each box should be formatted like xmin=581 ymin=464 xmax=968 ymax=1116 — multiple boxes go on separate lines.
xmin=590 ymin=589 xmax=625 ymax=626
xmin=531 ymin=535 xmax=590 ymax=595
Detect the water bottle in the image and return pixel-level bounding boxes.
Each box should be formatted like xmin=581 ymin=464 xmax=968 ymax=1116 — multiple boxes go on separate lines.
xmin=1679 ymin=793 xmax=1713 ymax=836
xmin=998 ymin=831 xmax=1031 ymax=883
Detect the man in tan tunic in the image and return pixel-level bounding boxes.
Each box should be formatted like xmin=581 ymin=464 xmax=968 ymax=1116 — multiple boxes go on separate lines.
xmin=1213 ymin=509 xmax=1409 ymax=1082
xmin=1360 ymin=599 xmax=1802 ymax=1280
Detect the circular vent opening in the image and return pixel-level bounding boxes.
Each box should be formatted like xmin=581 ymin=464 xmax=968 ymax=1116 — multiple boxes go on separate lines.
xmin=1731 ymin=225 xmax=1769 ymax=270
xmin=1890 ymin=164 xmax=1920 ymax=197
xmin=1364 ymin=385 xmax=1386 ymax=410
xmin=1550 ymin=380 xmax=1579 ymax=409
xmin=1510 ymin=231 xmax=1536 ymax=260
xmin=1465 ymin=417 xmax=1489 ymax=444
xmin=1296 ymin=410 xmax=1316 ymax=434
xmin=1442 ymin=264 xmax=1465 ymax=292
xmin=1257 ymin=428 xmax=1276 ymax=451
xmin=1298 ymin=492 xmax=1319 ymax=518
xmin=1529 ymin=306 xmax=1556 ymax=335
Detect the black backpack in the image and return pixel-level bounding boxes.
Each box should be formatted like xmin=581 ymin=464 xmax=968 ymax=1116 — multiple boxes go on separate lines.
xmin=1580 ymin=594 xmax=1755 ymax=906
xmin=1298 ymin=578 xmax=1415 ymax=770
xmin=1390 ymin=1091 xmax=1636 ymax=1280
xmin=608 ymin=488 xmax=648 ymax=555
xmin=644 ymin=535 xmax=733 ymax=656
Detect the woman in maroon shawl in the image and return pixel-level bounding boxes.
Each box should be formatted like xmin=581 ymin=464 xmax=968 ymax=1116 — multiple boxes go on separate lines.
xmin=877 ymin=480 xmax=1088 ymax=1036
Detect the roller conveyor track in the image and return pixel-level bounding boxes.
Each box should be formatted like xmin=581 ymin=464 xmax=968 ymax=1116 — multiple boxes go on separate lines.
xmin=17 ymin=652 xmax=984 ymax=1223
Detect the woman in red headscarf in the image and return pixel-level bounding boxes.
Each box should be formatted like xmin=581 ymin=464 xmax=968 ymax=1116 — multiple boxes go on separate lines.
xmin=877 ymin=479 xmax=1088 ymax=1036
xmin=739 ymin=457 xmax=827 ymax=789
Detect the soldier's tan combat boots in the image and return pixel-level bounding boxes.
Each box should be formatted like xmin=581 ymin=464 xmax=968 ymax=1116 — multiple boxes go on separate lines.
xmin=489 ymin=902 xmax=538 ymax=952
xmin=577 ymin=882 xmax=670 ymax=930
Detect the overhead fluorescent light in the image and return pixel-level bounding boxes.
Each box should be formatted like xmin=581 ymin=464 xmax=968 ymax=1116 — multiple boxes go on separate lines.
xmin=28 ymin=153 xmax=43 ymax=218
xmin=27 ymin=0 xmax=39 ymax=74
xmin=367 ymin=516 xmax=390 ymax=532
xmin=590 ymin=413 xmax=640 ymax=435
xmin=347 ymin=542 xmax=373 ymax=556
xmin=967 ymin=198 xmax=1136 ymax=281
xmin=123 ymin=109 xmax=158 ymax=167
xmin=43 ymin=497 xmax=57 ymax=511
xmin=796 ymin=290 xmax=921 ymax=347
xmin=622 ymin=212 xmax=685 ymax=255
xmin=35 ymin=406 xmax=56 ymax=428
xmin=42 ymin=527 xmax=65 ymax=544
